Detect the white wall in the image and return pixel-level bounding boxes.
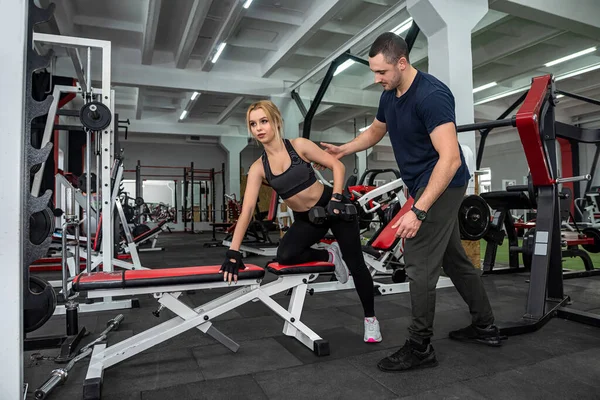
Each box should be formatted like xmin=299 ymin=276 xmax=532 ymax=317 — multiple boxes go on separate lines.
xmin=479 ymin=141 xmax=530 ymax=192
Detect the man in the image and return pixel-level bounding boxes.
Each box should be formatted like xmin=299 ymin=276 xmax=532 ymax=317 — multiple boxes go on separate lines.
xmin=319 ymin=32 xmax=502 ymax=372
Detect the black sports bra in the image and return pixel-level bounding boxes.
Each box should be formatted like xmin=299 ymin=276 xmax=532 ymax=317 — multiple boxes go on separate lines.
xmin=262 ymin=139 xmax=317 ymax=199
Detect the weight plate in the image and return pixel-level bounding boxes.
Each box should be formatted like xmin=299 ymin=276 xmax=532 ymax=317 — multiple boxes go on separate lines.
xmin=30 ymin=208 xmax=54 ymax=246
xmin=522 ymin=228 xmax=535 ymax=270
xmin=459 ymin=195 xmax=491 ymax=241
xmin=24 ymin=276 xmax=57 ymax=333
xmin=135 ymin=197 xmax=145 ymax=206
xmin=80 ymin=101 xmax=112 ymax=131
xmin=582 ymin=227 xmax=600 ymax=253
xmin=527 ymin=173 xmax=537 ymax=208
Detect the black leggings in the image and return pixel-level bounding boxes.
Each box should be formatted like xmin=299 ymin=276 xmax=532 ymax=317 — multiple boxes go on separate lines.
xmin=276 ymin=185 xmax=375 ymax=317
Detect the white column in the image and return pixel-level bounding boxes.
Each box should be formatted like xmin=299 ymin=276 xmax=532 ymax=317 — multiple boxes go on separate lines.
xmin=356 ymin=148 xmax=374 ymax=180
xmin=270 ymin=94 xmax=303 ymax=139
xmin=219 ymin=136 xmax=248 ymax=199
xmin=0 ymin=0 xmax=27 ymax=397
xmin=407 ymin=0 xmax=488 ymax=193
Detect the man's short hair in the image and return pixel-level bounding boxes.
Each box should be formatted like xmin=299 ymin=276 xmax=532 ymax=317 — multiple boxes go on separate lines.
xmin=369 ymin=32 xmax=410 ymax=64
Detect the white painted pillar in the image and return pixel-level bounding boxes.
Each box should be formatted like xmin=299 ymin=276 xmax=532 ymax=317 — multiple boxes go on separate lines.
xmin=0 ymin=0 xmax=27 ymax=397
xmin=219 ymin=136 xmax=248 ymax=199
xmin=356 ymin=148 xmax=374 ymax=180
xmin=407 ymin=0 xmax=488 ymax=194
xmin=270 ymin=94 xmax=303 ymax=139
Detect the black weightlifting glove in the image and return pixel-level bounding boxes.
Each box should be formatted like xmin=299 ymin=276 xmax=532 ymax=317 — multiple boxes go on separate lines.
xmin=326 ymin=198 xmax=346 ymax=217
xmin=220 ymin=249 xmax=246 ymax=284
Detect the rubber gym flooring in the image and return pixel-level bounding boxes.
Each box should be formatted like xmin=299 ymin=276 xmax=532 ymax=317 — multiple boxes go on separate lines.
xmin=25 ymin=232 xmax=600 ymax=399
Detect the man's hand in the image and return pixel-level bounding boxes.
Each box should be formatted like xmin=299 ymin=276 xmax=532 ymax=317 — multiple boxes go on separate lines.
xmin=313 ymin=142 xmax=344 ymax=170
xmin=392 ymin=211 xmax=422 ymax=239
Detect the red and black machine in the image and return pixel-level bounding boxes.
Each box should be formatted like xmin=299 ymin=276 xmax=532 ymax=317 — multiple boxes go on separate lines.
xmin=459 ymin=74 xmax=600 ymax=335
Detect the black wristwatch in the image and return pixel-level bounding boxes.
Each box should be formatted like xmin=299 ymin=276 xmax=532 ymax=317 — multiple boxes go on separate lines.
xmin=411 ymin=205 xmax=427 ymax=221
xmin=331 ymin=193 xmax=343 ymax=201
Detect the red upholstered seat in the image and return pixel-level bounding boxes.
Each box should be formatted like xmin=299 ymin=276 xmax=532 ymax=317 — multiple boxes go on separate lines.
xmin=266 ymin=261 xmax=335 ymax=275
xmin=72 ymin=265 xmax=265 ymax=291
xmin=133 ymin=220 xmax=167 ymax=243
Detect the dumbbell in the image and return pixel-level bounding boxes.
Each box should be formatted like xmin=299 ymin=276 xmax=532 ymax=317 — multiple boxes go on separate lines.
xmin=308 ymin=203 xmax=358 ymax=224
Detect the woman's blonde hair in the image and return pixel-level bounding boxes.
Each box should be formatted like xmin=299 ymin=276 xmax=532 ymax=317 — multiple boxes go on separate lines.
xmin=246 ymin=100 xmax=284 ymax=142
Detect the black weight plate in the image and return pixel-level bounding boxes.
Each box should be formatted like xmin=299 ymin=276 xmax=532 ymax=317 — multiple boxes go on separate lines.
xmin=522 ymin=228 xmax=535 ymax=270
xmin=459 ymin=195 xmax=491 ymax=241
xmin=80 ymin=101 xmax=112 ymax=131
xmin=135 ymin=197 xmax=145 ymax=206
xmin=24 ymin=276 xmax=57 ymax=333
xmin=527 ymin=173 xmax=538 ymax=208
xmin=30 ymin=208 xmax=54 ymax=245
xmin=582 ymin=227 xmax=600 ymax=253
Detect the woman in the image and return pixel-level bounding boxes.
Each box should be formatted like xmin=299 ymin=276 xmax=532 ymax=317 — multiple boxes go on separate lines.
xmin=220 ymin=100 xmax=382 ymax=343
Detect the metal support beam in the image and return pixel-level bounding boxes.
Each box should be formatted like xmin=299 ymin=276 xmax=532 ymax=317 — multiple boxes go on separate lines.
xmin=176 ymin=0 xmax=213 ymax=69
xmin=216 ymin=96 xmax=245 ymax=125
xmin=201 ymin=0 xmax=243 ymax=72
xmin=141 ymin=0 xmax=161 ymax=65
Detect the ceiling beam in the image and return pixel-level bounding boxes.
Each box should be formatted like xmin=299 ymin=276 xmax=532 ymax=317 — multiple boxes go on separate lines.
xmin=318 ymin=108 xmax=370 ymax=131
xmin=261 ymin=0 xmax=347 ymax=77
xmin=490 ymin=0 xmax=600 ymax=40
xmin=228 ymin=37 xmax=278 ymax=51
xmin=141 ymin=0 xmax=162 ymax=65
xmin=216 ymin=96 xmax=245 ymax=125
xmin=175 ymin=0 xmax=213 ymax=69
xmin=201 ymin=0 xmax=245 ymax=72
xmin=244 ymin=7 xmax=303 ymax=26
xmin=127 ymin=117 xmax=242 ymax=137
xmin=73 ymin=15 xmax=143 ymax=33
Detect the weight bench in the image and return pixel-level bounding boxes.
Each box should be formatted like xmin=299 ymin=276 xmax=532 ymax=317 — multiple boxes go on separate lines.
xmin=72 ymin=261 xmax=335 ymax=400
xmin=130 ymin=219 xmax=168 ymax=252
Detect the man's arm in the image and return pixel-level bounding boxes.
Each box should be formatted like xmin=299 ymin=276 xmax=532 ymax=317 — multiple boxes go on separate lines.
xmin=413 ymin=89 xmax=462 ymax=212
xmin=413 ymin=122 xmax=462 ymax=212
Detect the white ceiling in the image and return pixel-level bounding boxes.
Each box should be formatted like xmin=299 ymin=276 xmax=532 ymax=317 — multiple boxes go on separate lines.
xmin=34 ymin=0 xmax=600 ymax=149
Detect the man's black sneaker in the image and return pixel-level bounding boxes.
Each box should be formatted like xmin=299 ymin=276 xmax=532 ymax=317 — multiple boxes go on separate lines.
xmin=449 ymin=324 xmax=503 ymax=347
xmin=377 ymin=340 xmax=439 ymax=372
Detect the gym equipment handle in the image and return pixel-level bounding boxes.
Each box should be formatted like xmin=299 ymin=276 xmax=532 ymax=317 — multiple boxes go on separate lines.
xmin=456 ymin=116 xmax=516 ymax=133
xmin=505 ymin=184 xmax=528 ymax=192
xmin=556 ymin=174 xmax=591 ymax=183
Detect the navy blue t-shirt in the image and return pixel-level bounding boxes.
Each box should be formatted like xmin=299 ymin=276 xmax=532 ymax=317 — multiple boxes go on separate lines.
xmin=375 ymin=70 xmax=470 ymax=198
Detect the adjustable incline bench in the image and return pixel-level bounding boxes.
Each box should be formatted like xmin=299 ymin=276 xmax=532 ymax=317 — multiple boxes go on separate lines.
xmin=72 ymin=261 xmax=335 ymax=400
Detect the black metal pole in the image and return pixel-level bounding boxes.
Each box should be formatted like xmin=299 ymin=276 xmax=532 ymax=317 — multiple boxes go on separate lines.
xmin=190 ymin=162 xmax=194 ymax=233
xmin=556 ymin=90 xmax=600 ymax=107
xmin=476 ymin=90 xmax=528 ymax=169
xmin=302 ymin=56 xmax=345 ymax=139
xmin=183 ymin=166 xmax=188 ymax=232
xmin=457 ymin=116 xmax=516 ymax=133
xmin=221 ymin=162 xmax=225 ymax=222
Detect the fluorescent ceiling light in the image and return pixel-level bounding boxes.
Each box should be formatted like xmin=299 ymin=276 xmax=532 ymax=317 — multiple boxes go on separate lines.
xmin=473 ymin=82 xmax=497 ymax=94
xmin=180 ymin=110 xmax=188 ymax=120
xmin=191 ymin=91 xmax=200 ymax=100
xmin=473 ymin=87 xmax=528 ymax=106
xmin=334 ymin=59 xmax=355 ymax=76
xmin=544 ymin=46 xmax=597 ymax=67
xmin=359 ymin=125 xmax=371 ymax=132
xmin=555 ymin=62 xmax=600 ymax=81
xmin=556 ymin=94 xmax=564 ymax=99
xmin=242 ymin=0 xmax=253 ymax=8
xmin=391 ymin=18 xmax=413 ymax=35
xmin=211 ymin=43 xmax=226 ymax=63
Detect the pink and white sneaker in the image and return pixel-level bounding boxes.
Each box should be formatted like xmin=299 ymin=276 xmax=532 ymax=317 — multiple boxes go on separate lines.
xmin=364 ymin=317 xmax=382 ymax=343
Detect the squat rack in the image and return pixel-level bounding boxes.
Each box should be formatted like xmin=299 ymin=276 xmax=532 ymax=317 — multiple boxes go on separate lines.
xmin=128 ymin=161 xmax=225 ymax=232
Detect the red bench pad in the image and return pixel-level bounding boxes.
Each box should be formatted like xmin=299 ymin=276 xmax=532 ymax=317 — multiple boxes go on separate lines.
xmin=72 ymin=265 xmax=265 ymax=291
xmin=266 ymin=261 xmax=335 ymax=275
xmin=134 ymin=220 xmax=167 ymax=243
xmin=370 ymin=197 xmax=414 ymax=251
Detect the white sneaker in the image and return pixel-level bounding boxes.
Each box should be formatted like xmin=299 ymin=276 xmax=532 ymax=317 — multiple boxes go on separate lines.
xmin=328 ymin=242 xmax=349 ymax=284
xmin=364 ymin=317 xmax=382 ymax=343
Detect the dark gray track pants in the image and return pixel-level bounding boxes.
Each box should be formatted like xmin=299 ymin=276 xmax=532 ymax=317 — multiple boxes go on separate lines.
xmin=404 ymin=184 xmax=495 ymax=343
